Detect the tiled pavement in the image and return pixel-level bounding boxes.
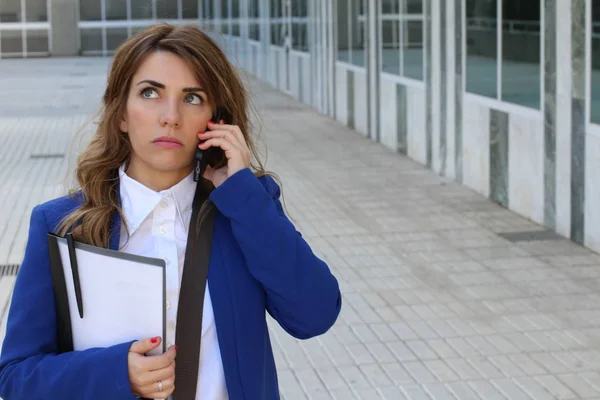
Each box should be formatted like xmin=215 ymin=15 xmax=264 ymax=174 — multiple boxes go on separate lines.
xmin=1 ymin=57 xmax=600 ymax=399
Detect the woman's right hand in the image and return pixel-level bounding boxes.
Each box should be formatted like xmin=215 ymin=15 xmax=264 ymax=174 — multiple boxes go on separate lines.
xmin=128 ymin=337 xmax=177 ymax=399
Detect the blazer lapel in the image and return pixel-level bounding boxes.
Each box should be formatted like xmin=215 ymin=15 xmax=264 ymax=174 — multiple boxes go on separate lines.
xmin=109 ymin=182 xmax=122 ymax=251
xmin=108 ymin=212 xmax=121 ymax=251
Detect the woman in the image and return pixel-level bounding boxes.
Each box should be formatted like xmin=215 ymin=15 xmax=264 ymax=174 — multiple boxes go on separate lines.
xmin=0 ymin=24 xmax=341 ymax=399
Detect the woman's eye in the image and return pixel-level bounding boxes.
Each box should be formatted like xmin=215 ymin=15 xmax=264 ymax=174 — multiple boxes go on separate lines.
xmin=141 ymin=88 xmax=158 ymax=98
xmin=185 ymin=94 xmax=203 ymax=105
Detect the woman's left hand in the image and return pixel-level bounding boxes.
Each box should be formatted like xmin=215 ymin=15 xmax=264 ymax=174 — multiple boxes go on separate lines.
xmin=198 ymin=120 xmax=251 ymax=188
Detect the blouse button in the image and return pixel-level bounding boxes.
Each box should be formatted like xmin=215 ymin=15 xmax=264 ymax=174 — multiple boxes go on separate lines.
xmin=159 ymin=225 xmax=166 ymax=234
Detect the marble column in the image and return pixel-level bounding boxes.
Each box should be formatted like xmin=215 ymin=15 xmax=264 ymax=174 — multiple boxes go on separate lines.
xmin=439 ymin=0 xmax=447 ymax=175
xmin=571 ymin=0 xmax=586 ymax=244
xmin=555 ymin=0 xmax=573 ymax=238
xmin=396 ymin=84 xmax=407 ymax=153
xmin=366 ymin=0 xmax=381 ymax=141
xmin=347 ymin=70 xmax=356 ymax=130
xmin=454 ymin=0 xmax=463 ymax=183
xmin=544 ymin=0 xmax=557 ymax=229
xmin=425 ymin=0 xmax=433 ymax=167
xmin=490 ymin=109 xmax=509 ymax=207
xmin=50 ymin=0 xmax=78 ymax=56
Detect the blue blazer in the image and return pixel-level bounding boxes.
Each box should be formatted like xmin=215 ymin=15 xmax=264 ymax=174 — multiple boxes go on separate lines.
xmin=0 ymin=168 xmax=342 ymax=399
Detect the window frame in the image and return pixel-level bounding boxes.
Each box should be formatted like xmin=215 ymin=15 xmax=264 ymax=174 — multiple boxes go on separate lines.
xmin=464 ymin=0 xmax=543 ymax=111
xmin=587 ymin=0 xmax=600 ymax=131
xmin=376 ymin=2 xmax=425 ymax=80
xmin=0 ymin=0 xmax=51 ymax=58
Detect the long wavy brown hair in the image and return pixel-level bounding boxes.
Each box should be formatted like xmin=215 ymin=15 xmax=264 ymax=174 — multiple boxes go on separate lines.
xmin=58 ymin=23 xmax=278 ymax=248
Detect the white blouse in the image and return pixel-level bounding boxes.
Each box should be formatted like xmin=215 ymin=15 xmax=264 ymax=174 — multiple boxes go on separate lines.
xmin=118 ymin=165 xmax=228 ymax=400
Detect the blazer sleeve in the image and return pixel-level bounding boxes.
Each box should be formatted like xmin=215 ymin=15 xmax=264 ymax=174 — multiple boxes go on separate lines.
xmin=0 ymin=205 xmax=138 ymax=400
xmin=209 ymin=168 xmax=342 ymax=339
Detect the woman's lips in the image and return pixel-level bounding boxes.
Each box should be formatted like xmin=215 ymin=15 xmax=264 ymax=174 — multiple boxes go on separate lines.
xmin=153 ymin=136 xmax=183 ymax=149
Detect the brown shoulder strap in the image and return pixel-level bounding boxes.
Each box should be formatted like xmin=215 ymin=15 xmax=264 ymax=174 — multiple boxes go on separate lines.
xmin=173 ymin=184 xmax=216 ymax=399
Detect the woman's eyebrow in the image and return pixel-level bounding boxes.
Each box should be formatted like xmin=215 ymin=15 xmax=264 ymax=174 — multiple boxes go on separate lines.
xmin=137 ymin=79 xmax=204 ymax=93
xmin=137 ymin=79 xmax=164 ymax=88
xmin=182 ymin=87 xmax=205 ymax=93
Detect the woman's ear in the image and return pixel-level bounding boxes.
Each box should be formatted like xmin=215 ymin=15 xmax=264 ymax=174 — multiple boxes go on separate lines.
xmin=119 ymin=117 xmax=128 ymax=133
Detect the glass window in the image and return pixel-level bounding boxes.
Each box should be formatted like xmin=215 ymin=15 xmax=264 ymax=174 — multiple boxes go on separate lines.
xmin=466 ymin=0 xmax=498 ymax=98
xmin=249 ymin=25 xmax=260 ymax=40
xmin=501 ymin=0 xmax=540 ymax=108
xmin=0 ymin=0 xmax=21 ymax=22
xmin=26 ymin=30 xmax=49 ymax=53
xmin=592 ymin=1 xmax=600 ymax=124
xmin=131 ymin=0 xmax=153 ymax=19
xmin=381 ymin=0 xmax=395 ymax=14
xmin=222 ymin=0 xmax=229 ymax=18
xmin=80 ymin=29 xmax=103 ymax=53
xmin=79 ymin=0 xmax=102 ymax=21
xmin=466 ymin=0 xmax=541 ymax=109
xmin=292 ymin=24 xmax=307 ymax=51
xmin=222 ymin=0 xmax=229 ymax=34
xmin=26 ymin=0 xmax=48 ymax=22
xmin=407 ymin=0 xmax=423 ymax=13
xmin=132 ymin=26 xmax=148 ymax=37
xmin=231 ymin=0 xmax=240 ymax=18
xmin=292 ymin=0 xmax=308 ymax=51
xmin=182 ymin=0 xmax=198 ymax=19
xmin=105 ymin=0 xmax=127 ymax=21
xmin=404 ymin=19 xmax=424 ymax=80
xmin=248 ymin=0 xmax=260 ymax=41
xmin=201 ymin=0 xmax=217 ymax=31
xmin=157 ymin=0 xmax=178 ymax=19
xmin=381 ymin=1 xmax=400 ymax=74
xmin=337 ymin=0 xmax=366 ymax=66
xmin=270 ymin=0 xmax=283 ymax=45
xmin=231 ymin=0 xmax=240 ymax=37
xmin=380 ymin=0 xmax=423 ymax=80
xmin=1 ymin=31 xmax=23 ymax=56
xmin=106 ymin=28 xmax=128 ymax=51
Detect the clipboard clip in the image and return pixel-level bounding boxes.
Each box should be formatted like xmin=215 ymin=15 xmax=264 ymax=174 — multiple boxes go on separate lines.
xmin=66 ymin=233 xmax=84 ymax=319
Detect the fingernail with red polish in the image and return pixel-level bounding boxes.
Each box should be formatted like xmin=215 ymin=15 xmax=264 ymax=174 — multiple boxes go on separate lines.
xmin=151 ymin=337 xmax=159 ymax=344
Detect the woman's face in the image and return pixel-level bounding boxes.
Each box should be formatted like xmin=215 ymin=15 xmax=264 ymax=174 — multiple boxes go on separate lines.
xmin=120 ymin=50 xmax=213 ymax=178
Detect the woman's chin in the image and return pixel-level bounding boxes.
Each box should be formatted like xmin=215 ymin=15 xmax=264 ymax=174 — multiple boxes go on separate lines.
xmin=146 ymin=158 xmax=194 ymax=175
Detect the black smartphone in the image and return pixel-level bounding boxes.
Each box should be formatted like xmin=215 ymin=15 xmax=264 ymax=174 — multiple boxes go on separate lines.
xmin=194 ymin=108 xmax=229 ymax=182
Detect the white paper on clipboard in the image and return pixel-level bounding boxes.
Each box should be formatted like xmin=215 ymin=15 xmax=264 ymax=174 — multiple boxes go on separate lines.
xmin=48 ymin=234 xmax=166 ymax=356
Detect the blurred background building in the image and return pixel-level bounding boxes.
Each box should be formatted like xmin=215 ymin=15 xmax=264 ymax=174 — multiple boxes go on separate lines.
xmin=0 ymin=0 xmax=599 ymax=253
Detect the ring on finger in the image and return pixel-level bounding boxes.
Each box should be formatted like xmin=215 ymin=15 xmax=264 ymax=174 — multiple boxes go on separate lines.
xmin=157 ymin=380 xmax=163 ymax=392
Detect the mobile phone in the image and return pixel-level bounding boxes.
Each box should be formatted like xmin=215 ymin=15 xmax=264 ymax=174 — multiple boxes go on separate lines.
xmin=194 ymin=108 xmax=229 ymax=182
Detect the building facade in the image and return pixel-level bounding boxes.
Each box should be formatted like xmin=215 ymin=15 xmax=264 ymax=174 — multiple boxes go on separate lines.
xmin=1 ymin=0 xmax=600 ymax=254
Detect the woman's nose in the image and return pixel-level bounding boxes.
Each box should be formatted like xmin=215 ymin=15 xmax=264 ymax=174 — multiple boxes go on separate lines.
xmin=159 ymin=102 xmax=181 ymax=128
